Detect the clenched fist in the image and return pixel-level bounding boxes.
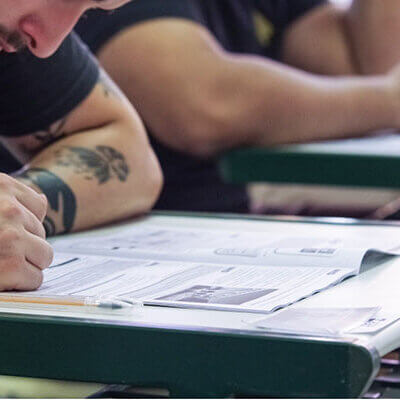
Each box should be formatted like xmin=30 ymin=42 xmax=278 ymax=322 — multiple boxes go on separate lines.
xmin=0 ymin=174 xmax=53 ymax=291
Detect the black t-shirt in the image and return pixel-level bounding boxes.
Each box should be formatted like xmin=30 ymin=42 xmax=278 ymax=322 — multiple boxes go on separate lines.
xmin=0 ymin=32 xmax=99 ymax=136
xmin=0 ymin=32 xmax=99 ymax=173
xmin=76 ymin=0 xmax=324 ymax=213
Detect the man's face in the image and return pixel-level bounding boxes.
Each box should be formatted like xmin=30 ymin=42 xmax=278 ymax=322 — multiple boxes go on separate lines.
xmin=0 ymin=0 xmax=130 ymax=58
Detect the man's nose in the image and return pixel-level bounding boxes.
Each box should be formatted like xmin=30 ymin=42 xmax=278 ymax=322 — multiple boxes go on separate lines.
xmin=19 ymin=7 xmax=83 ymax=58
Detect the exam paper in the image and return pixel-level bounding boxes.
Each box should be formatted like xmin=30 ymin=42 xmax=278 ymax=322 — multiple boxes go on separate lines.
xmin=52 ymin=225 xmax=399 ymax=272
xmin=15 ymin=221 xmax=396 ymax=314
xmin=23 ymin=252 xmax=355 ymax=313
xmin=40 ymin=223 xmax=400 ymax=313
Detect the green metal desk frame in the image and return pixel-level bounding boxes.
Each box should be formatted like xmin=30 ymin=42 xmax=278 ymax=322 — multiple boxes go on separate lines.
xmin=219 ymin=147 xmax=400 ymax=188
xmin=0 ymin=312 xmax=379 ymax=398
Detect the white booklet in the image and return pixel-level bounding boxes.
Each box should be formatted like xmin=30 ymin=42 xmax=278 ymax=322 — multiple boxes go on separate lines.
xmin=15 ymin=224 xmax=400 ymax=313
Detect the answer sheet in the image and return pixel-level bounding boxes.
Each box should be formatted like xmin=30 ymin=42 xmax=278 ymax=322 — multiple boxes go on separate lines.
xmin=25 ymin=252 xmax=355 ymax=313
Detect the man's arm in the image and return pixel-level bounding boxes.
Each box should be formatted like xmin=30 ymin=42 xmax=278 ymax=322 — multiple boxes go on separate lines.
xmin=94 ymin=19 xmax=400 ymax=157
xmin=282 ymin=1 xmax=400 ymax=75
xmin=5 ymin=69 xmax=163 ymax=235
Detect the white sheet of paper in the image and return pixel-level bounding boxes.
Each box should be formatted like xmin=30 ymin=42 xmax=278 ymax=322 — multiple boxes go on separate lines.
xmin=248 ymin=307 xmax=381 ymax=336
xmin=348 ymin=310 xmax=400 ymax=334
xmin=13 ymin=220 xmax=399 ymax=314
xmin=52 ymin=224 xmax=400 ymax=272
xmin=16 ymin=252 xmax=355 ymax=313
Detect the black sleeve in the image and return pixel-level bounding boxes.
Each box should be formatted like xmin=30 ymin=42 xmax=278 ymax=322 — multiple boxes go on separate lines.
xmin=0 ymin=32 xmax=99 ymax=137
xmin=256 ymin=0 xmax=326 ymax=29
xmin=285 ymin=0 xmax=328 ymax=25
xmin=75 ymin=0 xmax=202 ymax=54
xmin=255 ymin=0 xmax=327 ymax=60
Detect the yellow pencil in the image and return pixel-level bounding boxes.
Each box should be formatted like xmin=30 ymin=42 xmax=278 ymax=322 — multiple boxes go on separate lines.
xmin=0 ymin=294 xmax=136 ymax=310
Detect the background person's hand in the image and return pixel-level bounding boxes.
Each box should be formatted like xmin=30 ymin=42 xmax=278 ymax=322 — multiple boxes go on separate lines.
xmin=0 ymin=174 xmax=53 ymax=291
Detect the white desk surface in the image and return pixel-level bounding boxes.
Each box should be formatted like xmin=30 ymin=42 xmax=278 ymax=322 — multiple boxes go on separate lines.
xmin=2 ymin=213 xmax=400 ymax=357
xmin=281 ymin=133 xmax=400 ymax=157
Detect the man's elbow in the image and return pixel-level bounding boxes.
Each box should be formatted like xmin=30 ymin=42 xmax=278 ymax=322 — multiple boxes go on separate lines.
xmin=171 ymin=100 xmax=237 ymax=158
xmin=110 ymin=115 xmax=164 ymax=217
xmin=142 ymin=150 xmax=164 ymax=212
xmin=133 ymin=145 xmax=163 ymax=214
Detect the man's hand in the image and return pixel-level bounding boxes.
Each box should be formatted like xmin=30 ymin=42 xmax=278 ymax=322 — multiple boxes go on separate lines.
xmin=0 ymin=173 xmax=53 ymax=291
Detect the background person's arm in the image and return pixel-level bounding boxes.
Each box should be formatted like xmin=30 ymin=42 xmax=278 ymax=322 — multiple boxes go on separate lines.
xmin=95 ymin=19 xmax=400 ymax=157
xmin=5 ymin=70 xmax=163 ymax=236
xmin=282 ymin=0 xmax=400 ymax=75
xmin=346 ymin=0 xmax=400 ymax=74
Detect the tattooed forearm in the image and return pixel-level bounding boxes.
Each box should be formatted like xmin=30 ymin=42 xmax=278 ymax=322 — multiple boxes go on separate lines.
xmin=12 ymin=145 xmax=129 ymax=235
xmin=16 ymin=168 xmax=77 ymax=236
xmin=55 ymin=145 xmax=130 ymax=184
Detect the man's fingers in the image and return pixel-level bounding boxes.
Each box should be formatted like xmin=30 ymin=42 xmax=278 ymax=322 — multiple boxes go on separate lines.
xmin=0 ymin=257 xmax=43 ymax=292
xmin=0 ymin=197 xmax=46 ymax=239
xmin=12 ymin=261 xmax=44 ymax=291
xmin=25 ymin=233 xmax=54 ymax=271
xmin=23 ymin=208 xmax=46 ymax=239
xmin=15 ymin=185 xmax=48 ymax=223
xmin=0 ymin=174 xmax=47 ymax=222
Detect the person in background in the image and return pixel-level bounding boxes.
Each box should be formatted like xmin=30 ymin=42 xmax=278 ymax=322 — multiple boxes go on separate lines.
xmin=75 ymin=0 xmax=400 ymax=217
xmin=0 ymin=0 xmax=163 ymax=291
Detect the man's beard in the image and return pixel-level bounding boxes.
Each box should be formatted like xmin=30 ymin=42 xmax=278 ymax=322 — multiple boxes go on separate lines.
xmin=0 ymin=25 xmax=26 ymax=51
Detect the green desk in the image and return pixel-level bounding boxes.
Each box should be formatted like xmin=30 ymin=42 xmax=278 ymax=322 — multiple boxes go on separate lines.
xmin=219 ymin=134 xmax=400 ymax=188
xmin=0 ymin=212 xmax=399 ymax=398
xmin=0 ymin=313 xmax=378 ymax=398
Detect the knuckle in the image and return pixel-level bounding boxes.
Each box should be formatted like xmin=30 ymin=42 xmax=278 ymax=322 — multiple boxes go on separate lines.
xmin=0 ymin=258 xmax=43 ymax=291
xmin=37 ymin=195 xmax=48 ymax=219
xmin=47 ymin=246 xmax=54 ymax=267
xmin=0 ymin=256 xmax=24 ymax=290
xmin=28 ymin=270 xmax=43 ymax=290
xmin=40 ymin=194 xmax=48 ymax=209
xmin=30 ymin=217 xmax=46 ymax=239
xmin=0 ymin=203 xmax=23 ymax=220
xmin=0 ymin=225 xmax=22 ymax=244
xmin=15 ymin=268 xmax=43 ymax=291
xmin=41 ymin=243 xmax=54 ymax=269
xmin=0 ymin=173 xmax=11 ymax=190
xmin=36 ymin=223 xmax=46 ymax=239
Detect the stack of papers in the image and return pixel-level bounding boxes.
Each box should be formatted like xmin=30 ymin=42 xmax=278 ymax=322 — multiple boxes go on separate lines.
xmin=11 ymin=224 xmax=398 ymax=314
